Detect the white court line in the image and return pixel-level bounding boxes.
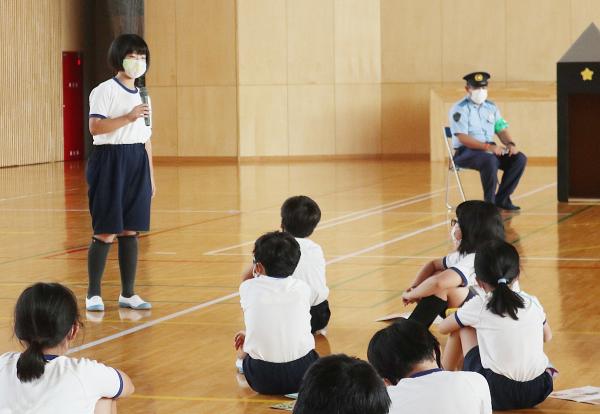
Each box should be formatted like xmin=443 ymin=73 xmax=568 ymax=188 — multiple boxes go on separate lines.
xmin=204 ymin=189 xmax=446 ymax=255
xmin=512 ymin=182 xmax=556 ymax=200
xmin=69 ymin=181 xmax=556 ymax=354
xmin=0 ymin=187 xmax=80 ymax=203
xmin=0 ymin=208 xmax=241 ymax=214
xmin=69 ymin=293 xmax=240 ymax=354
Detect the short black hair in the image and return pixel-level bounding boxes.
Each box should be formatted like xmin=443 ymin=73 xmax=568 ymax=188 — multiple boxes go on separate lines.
xmin=253 ymin=231 xmax=301 ymax=278
xmin=367 ymin=318 xmax=441 ymax=385
xmin=14 ymin=283 xmax=81 ymax=382
xmin=281 ymin=196 xmax=321 ymax=238
xmin=293 ymin=354 xmax=391 ymax=414
xmin=107 ymin=33 xmax=150 ymax=73
xmin=455 ymin=200 xmax=504 ymax=255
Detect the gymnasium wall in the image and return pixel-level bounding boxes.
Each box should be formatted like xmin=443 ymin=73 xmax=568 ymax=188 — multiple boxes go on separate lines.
xmin=146 ymin=0 xmax=600 ymax=160
xmin=0 ymin=0 xmax=83 ymax=168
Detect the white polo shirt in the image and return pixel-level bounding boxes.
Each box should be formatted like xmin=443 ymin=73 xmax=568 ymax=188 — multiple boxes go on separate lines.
xmin=89 ymin=77 xmax=152 ymax=145
xmin=443 ymin=251 xmax=520 ymax=296
xmin=240 ymin=276 xmax=314 ymax=363
xmin=0 ymin=353 xmax=123 ymax=414
xmin=455 ymin=290 xmax=549 ymax=381
xmin=388 ymin=369 xmax=492 ymax=414
xmin=291 ymin=238 xmax=329 ymax=306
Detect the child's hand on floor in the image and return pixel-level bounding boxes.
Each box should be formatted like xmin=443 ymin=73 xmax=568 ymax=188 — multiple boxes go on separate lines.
xmin=234 ymin=331 xmax=246 ymax=350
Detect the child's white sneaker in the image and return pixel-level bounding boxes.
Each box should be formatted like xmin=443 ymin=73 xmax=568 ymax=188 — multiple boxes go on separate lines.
xmin=86 ymin=296 xmax=105 ymax=312
xmin=235 ymin=358 xmax=244 ymax=374
xmin=118 ymin=294 xmax=152 ymax=310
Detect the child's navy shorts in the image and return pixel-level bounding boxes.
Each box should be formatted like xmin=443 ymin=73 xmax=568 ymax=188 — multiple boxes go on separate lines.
xmin=242 ymin=350 xmax=319 ymax=395
xmin=310 ymin=300 xmax=331 ymax=333
xmin=464 ymin=346 xmax=553 ymax=410
xmin=86 ymin=144 xmax=151 ymax=234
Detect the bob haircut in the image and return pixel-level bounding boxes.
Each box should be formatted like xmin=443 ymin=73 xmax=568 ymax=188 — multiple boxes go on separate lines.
xmin=107 ymin=33 xmax=150 ymax=73
xmin=455 ymin=200 xmax=504 ymax=255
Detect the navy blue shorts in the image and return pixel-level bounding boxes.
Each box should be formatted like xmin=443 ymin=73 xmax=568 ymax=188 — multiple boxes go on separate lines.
xmin=310 ymin=300 xmax=331 ymax=333
xmin=86 ymin=144 xmax=151 ymax=234
xmin=464 ymin=346 xmax=553 ymax=411
xmin=243 ymin=350 xmax=319 ymax=395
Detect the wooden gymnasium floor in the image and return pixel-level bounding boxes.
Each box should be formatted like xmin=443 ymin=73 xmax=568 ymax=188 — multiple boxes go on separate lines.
xmin=0 ymin=159 xmax=599 ymax=413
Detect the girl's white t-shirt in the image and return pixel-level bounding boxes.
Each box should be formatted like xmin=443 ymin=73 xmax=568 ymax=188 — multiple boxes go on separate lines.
xmin=89 ymin=77 xmax=152 ymax=145
xmin=455 ymin=291 xmax=549 ymax=381
xmin=0 ymin=353 xmax=122 ymax=414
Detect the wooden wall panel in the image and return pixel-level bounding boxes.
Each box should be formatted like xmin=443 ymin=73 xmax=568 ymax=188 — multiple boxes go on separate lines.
xmin=145 ymin=0 xmax=177 ymax=86
xmin=0 ymin=0 xmax=62 ymax=167
xmin=176 ymin=0 xmax=237 ymax=86
xmin=238 ymin=85 xmax=288 ymax=156
xmin=441 ymin=0 xmax=507 ymax=83
xmin=569 ymin=1 xmax=600 ymax=42
xmin=288 ymin=85 xmax=336 ymax=155
xmin=60 ymin=0 xmax=84 ymax=51
xmin=335 ymin=84 xmax=381 ymax=154
xmin=177 ymin=87 xmax=238 ymax=156
xmin=149 ymin=87 xmax=178 ymax=156
xmin=381 ymin=0 xmax=442 ymax=83
xmin=506 ymin=0 xmax=570 ymax=82
xmin=335 ymin=0 xmax=381 ymax=83
xmin=287 ymin=0 xmax=335 ymax=84
xmin=382 ymin=83 xmax=434 ymax=155
xmin=237 ymin=0 xmax=287 ymax=85
xmin=502 ymin=101 xmax=556 ymax=158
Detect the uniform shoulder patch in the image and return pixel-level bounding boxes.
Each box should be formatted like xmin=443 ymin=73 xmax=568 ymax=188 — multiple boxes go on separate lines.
xmin=453 ymin=112 xmax=461 ymax=122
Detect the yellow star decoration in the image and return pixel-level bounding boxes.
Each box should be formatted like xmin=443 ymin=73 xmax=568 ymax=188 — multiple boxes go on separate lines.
xmin=581 ymin=67 xmax=594 ymax=81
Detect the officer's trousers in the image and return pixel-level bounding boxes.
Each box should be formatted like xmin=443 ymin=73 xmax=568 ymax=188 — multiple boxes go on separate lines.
xmin=453 ymin=148 xmax=527 ymax=206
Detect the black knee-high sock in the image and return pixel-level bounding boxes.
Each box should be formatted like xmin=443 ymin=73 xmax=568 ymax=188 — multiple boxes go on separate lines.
xmin=118 ymin=234 xmax=138 ymax=298
xmin=408 ymin=296 xmax=448 ymax=327
xmin=87 ymin=237 xmax=112 ymax=298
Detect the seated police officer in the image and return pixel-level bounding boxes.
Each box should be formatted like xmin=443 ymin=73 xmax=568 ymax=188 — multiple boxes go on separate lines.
xmin=449 ymin=72 xmax=527 ymax=210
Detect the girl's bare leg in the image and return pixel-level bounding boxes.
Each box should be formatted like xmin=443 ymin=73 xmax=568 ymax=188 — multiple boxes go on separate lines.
xmin=94 ymin=398 xmax=117 ymax=414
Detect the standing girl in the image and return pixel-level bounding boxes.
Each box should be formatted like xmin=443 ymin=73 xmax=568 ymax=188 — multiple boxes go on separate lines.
xmin=86 ymin=34 xmax=154 ymax=311
xmin=0 ymin=283 xmax=134 ymax=413
xmin=438 ymin=240 xmax=554 ymax=410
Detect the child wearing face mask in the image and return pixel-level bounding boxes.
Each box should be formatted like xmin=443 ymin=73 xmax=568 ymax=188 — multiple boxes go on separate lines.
xmin=85 ymin=34 xmax=154 ymax=312
xmin=0 ymin=283 xmax=135 ymax=414
xmin=234 ymin=231 xmax=318 ymax=395
xmin=402 ymin=201 xmax=508 ymax=369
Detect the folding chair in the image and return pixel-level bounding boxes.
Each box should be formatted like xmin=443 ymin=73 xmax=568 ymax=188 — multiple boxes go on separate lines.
xmin=443 ymin=126 xmax=466 ymax=209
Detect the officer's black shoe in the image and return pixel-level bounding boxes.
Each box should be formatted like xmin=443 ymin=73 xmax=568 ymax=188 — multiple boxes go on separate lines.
xmin=496 ymin=203 xmax=520 ymax=211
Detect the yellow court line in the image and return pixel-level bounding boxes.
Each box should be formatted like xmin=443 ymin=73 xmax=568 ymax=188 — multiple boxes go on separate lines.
xmin=130 ymin=394 xmax=287 ymax=404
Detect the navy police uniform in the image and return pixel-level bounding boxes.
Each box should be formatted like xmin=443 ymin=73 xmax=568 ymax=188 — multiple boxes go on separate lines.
xmin=449 ymin=72 xmax=527 ymax=209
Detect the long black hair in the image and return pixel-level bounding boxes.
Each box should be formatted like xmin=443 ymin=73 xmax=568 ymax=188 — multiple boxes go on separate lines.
xmin=367 ymin=318 xmax=441 ymax=385
xmin=475 ymin=240 xmax=524 ymax=320
xmin=455 ymin=200 xmax=505 ymax=255
xmin=14 ymin=283 xmax=80 ymax=382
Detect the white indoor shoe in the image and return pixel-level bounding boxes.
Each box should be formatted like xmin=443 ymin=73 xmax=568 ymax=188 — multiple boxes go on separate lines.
xmin=86 ymin=296 xmax=105 ymax=312
xmin=118 ymin=294 xmax=152 ymax=310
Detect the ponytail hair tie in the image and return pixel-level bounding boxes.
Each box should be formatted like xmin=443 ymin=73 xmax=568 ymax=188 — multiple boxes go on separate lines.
xmin=498 ymin=278 xmax=508 ymax=284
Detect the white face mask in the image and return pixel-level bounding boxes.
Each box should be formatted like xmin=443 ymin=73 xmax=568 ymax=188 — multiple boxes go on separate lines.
xmin=123 ymin=58 xmax=147 ymax=79
xmin=450 ymin=223 xmax=461 ymax=245
xmin=470 ymin=88 xmax=487 ymax=105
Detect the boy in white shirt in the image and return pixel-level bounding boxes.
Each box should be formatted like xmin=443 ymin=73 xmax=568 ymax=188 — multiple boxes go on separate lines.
xmin=281 ymin=196 xmax=330 ymax=333
xmin=368 ymin=318 xmax=492 ymax=414
xmin=234 ymin=231 xmax=319 ymax=395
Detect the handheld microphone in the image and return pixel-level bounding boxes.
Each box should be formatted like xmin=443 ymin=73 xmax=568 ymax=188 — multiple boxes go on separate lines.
xmin=138 ymin=76 xmax=151 ymax=127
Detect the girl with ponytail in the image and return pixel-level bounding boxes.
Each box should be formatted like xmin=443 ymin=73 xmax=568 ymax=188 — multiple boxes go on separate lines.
xmin=439 ymin=240 xmax=555 ymax=411
xmin=0 ymin=283 xmax=134 ymax=413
